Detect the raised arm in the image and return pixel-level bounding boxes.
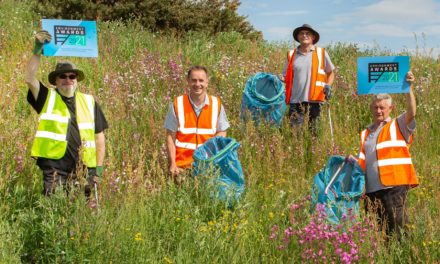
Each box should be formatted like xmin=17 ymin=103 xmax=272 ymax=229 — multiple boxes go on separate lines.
xmin=405 ymin=71 xmax=416 ymax=125
xmin=25 ymin=31 xmax=52 ymax=100
xmin=25 ymin=55 xmax=41 ymax=100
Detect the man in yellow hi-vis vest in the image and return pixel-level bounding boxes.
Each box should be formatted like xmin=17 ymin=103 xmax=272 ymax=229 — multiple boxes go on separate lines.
xmin=25 ymin=31 xmax=108 ymax=196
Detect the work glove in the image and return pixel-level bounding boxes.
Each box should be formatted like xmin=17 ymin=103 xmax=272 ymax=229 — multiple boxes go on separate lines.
xmin=324 ymin=84 xmax=332 ymax=100
xmin=88 ymin=166 xmax=104 ymax=185
xmin=96 ymin=166 xmax=104 ymax=177
xmin=32 ymin=30 xmax=52 ymax=55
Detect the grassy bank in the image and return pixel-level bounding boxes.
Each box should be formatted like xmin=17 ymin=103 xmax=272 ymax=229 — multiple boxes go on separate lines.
xmin=1 ymin=0 xmax=439 ymax=262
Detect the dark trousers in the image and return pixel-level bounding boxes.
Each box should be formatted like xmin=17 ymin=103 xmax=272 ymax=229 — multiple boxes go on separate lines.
xmin=365 ymin=186 xmax=409 ymax=240
xmin=288 ymin=102 xmax=321 ymax=133
xmin=42 ymin=167 xmax=95 ymax=197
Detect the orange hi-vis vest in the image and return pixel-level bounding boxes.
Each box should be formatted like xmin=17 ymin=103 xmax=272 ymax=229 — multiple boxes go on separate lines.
xmin=358 ymin=119 xmax=418 ymax=187
xmin=284 ymin=47 xmax=327 ymax=104
xmin=174 ymin=94 xmax=221 ymax=168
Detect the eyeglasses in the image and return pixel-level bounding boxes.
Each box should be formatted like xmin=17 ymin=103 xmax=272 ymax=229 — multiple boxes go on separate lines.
xmin=58 ymin=74 xmax=77 ymax=80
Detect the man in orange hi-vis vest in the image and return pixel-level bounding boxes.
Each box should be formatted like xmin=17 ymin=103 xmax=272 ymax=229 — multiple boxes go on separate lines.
xmin=357 ymin=71 xmax=418 ymax=240
xmin=164 ymin=66 xmax=230 ymax=182
xmin=282 ymin=24 xmax=335 ymax=133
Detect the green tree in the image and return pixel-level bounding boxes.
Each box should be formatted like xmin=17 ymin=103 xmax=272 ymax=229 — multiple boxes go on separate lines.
xmin=34 ymin=0 xmax=262 ymax=40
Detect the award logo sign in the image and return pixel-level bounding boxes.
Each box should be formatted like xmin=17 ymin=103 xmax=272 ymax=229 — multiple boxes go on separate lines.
xmin=357 ymin=56 xmax=410 ymax=94
xmin=42 ymin=19 xmax=98 ymax=57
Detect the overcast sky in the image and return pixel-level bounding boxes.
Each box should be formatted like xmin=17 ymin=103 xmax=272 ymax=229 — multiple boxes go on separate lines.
xmin=237 ymin=0 xmax=440 ymax=57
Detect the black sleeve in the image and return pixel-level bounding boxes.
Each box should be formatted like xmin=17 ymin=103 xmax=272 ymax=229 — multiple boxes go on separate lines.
xmin=27 ymin=82 xmax=48 ymax=114
xmin=94 ymin=101 xmax=109 ymax=133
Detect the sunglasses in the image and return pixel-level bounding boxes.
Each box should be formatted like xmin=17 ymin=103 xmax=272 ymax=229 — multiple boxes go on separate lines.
xmin=58 ymin=74 xmax=77 ymax=80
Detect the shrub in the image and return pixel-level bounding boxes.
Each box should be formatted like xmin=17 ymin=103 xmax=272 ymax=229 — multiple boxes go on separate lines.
xmin=33 ymin=0 xmax=262 ymax=40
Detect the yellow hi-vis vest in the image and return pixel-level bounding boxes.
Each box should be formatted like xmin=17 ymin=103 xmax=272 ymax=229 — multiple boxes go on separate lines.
xmin=31 ymin=88 xmax=97 ymax=167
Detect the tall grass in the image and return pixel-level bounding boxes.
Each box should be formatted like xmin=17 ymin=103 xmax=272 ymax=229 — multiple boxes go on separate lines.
xmin=1 ymin=0 xmax=439 ymax=262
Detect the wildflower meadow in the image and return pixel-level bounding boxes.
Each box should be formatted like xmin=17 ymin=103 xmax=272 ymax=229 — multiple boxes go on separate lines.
xmin=1 ymin=0 xmax=439 ymax=263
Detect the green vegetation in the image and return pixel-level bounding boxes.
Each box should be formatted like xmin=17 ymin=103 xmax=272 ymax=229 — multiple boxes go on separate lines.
xmin=1 ymin=0 xmax=439 ymax=262
xmin=34 ymin=0 xmax=262 ymax=40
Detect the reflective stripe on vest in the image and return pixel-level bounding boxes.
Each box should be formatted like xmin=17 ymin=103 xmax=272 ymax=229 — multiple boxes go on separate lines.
xmin=358 ymin=119 xmax=418 ymax=187
xmin=284 ymin=47 xmax=327 ymax=104
xmin=75 ymin=91 xmax=96 ymax=167
xmin=358 ymin=129 xmax=367 ymax=170
xmin=31 ymin=89 xmax=97 ymax=167
xmin=174 ymin=95 xmax=220 ymax=168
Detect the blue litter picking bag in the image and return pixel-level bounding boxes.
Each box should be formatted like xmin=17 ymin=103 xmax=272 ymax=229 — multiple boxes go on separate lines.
xmin=240 ymin=72 xmax=287 ymax=127
xmin=192 ymin=137 xmax=244 ymax=203
xmin=311 ymin=155 xmax=365 ymax=224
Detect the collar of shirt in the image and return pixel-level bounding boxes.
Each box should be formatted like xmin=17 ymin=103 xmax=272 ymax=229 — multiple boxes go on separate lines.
xmin=56 ymin=89 xmax=75 ymax=103
xmin=367 ymin=116 xmax=392 ymax=132
xmin=188 ymin=94 xmax=209 ymax=111
xmin=296 ymin=45 xmax=316 ymax=55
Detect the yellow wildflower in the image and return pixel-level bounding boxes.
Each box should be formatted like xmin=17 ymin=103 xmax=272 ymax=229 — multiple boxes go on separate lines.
xmin=135 ymin=232 xmax=142 ymax=241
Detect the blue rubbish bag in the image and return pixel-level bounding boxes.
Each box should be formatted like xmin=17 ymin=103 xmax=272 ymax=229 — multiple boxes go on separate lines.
xmin=311 ymin=155 xmax=365 ymax=224
xmin=240 ymin=72 xmax=287 ymax=127
xmin=192 ymin=137 xmax=244 ymax=203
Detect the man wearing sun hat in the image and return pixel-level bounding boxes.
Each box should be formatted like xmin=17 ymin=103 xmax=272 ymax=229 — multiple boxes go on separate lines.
xmin=25 ymin=30 xmax=108 ymax=196
xmin=282 ymin=24 xmax=335 ymax=133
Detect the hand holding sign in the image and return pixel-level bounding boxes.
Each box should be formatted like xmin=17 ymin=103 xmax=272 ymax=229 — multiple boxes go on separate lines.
xmin=33 ymin=30 xmax=52 ymax=55
xmin=406 ymin=71 xmax=415 ymax=83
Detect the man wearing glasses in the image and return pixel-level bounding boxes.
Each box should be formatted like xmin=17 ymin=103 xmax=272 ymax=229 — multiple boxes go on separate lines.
xmin=25 ymin=31 xmax=108 ymax=197
xmin=282 ymin=24 xmax=335 ymax=133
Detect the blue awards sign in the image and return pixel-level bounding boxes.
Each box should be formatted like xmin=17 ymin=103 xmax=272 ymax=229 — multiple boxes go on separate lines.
xmin=357 ymin=56 xmax=410 ymax=94
xmin=42 ymin=19 xmax=98 ymax=57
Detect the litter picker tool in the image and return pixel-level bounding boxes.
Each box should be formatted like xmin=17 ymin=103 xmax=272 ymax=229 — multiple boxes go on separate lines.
xmin=324 ymin=160 xmax=346 ymax=195
xmin=94 ymin=182 xmax=99 ymax=209
xmin=327 ymin=102 xmax=334 ymax=144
